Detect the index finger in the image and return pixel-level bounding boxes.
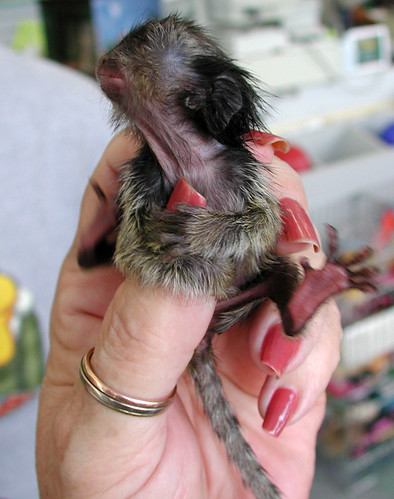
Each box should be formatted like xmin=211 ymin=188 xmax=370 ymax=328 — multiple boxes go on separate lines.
xmin=76 ymin=131 xmax=140 ymax=266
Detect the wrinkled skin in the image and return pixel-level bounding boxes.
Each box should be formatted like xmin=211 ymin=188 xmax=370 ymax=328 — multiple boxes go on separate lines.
xmin=36 ymin=133 xmax=343 ymax=498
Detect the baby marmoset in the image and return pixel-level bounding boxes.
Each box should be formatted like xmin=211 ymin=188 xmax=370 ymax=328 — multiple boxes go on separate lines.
xmin=80 ymin=15 xmax=375 ymax=498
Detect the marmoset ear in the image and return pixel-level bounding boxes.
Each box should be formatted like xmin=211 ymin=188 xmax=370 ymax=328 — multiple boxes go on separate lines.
xmin=203 ymin=74 xmax=243 ymax=135
xmin=184 ymin=72 xmax=243 ymax=137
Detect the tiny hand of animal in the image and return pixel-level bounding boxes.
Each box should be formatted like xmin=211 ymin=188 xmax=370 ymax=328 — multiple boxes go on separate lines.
xmin=151 ymin=201 xmax=277 ymax=270
xmin=133 ymin=195 xmax=280 ymax=303
xmin=116 ymin=188 xmax=240 ymax=298
xmin=164 ymin=180 xmax=239 ymax=295
xmin=145 ymin=205 xmax=239 ymax=298
xmin=157 ymin=205 xmax=244 ymax=259
xmin=142 ymin=173 xmax=278 ymax=269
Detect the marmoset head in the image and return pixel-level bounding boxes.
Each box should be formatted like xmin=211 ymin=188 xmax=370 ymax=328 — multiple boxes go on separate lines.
xmin=97 ymin=15 xmax=267 ymax=146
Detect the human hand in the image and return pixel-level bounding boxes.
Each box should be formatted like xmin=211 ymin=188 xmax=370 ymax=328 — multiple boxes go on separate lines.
xmin=36 ymin=132 xmax=342 ymax=498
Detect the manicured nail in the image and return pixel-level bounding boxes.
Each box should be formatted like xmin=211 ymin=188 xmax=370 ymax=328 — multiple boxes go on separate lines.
xmin=260 ymin=324 xmax=300 ymax=377
xmin=279 ymin=197 xmax=320 ymax=252
xmin=263 ymin=388 xmax=298 ymax=437
xmin=244 ymin=131 xmax=290 ymax=153
xmin=167 ymin=177 xmax=207 ymax=212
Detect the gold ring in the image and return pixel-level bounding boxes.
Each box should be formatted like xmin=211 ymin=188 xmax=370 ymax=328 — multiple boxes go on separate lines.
xmin=79 ymin=348 xmax=177 ymax=417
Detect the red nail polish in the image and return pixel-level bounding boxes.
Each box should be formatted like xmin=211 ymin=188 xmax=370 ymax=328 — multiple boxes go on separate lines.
xmin=263 ymin=388 xmax=298 ymax=437
xmin=279 ymin=197 xmax=320 ymax=252
xmin=260 ymin=324 xmax=300 ymax=377
xmin=167 ymin=177 xmax=207 ymax=212
xmin=244 ymin=131 xmax=290 ymax=152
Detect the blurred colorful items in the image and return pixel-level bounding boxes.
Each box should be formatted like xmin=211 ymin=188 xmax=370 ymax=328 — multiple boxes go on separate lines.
xmin=334 ymin=200 xmax=394 ymax=327
xmin=90 ymin=0 xmax=160 ymax=52
xmin=319 ymin=353 xmax=393 ymax=463
xmin=375 ymin=209 xmax=394 ymax=250
xmin=316 ymin=189 xmax=394 ymax=480
xmin=12 ymin=20 xmax=46 ymax=56
xmin=275 ymin=144 xmax=312 ymax=173
xmin=380 ymin=122 xmax=394 ymax=145
xmin=0 ymin=274 xmax=44 ymax=417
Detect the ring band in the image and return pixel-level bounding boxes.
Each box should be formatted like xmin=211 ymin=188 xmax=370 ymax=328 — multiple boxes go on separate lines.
xmin=79 ymin=348 xmax=177 ymax=416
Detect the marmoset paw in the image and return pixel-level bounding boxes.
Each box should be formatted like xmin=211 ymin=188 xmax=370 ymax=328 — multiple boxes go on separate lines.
xmin=325 ymin=224 xmax=378 ymax=293
xmin=281 ymin=226 xmax=378 ymax=336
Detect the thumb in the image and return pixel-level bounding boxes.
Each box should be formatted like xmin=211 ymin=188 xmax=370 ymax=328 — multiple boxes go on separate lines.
xmin=92 ymin=280 xmax=215 ymax=401
xmin=50 ymin=274 xmax=215 ymax=498
xmin=92 ymin=176 xmax=214 ymax=401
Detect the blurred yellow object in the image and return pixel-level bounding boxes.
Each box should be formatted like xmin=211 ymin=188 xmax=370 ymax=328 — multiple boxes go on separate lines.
xmin=12 ymin=20 xmax=46 ymax=56
xmin=0 ymin=275 xmax=17 ymax=366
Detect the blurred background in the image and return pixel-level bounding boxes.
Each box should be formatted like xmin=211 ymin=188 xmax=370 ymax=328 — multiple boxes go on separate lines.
xmin=0 ymin=1 xmax=393 ymax=497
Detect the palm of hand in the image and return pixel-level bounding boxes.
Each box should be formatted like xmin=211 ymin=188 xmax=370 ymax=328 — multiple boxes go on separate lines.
xmin=38 ymin=256 xmax=323 ymax=499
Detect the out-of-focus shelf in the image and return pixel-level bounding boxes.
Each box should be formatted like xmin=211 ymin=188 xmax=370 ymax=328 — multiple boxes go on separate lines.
xmin=302 ymin=147 xmax=394 ymax=212
xmin=341 ymin=308 xmax=394 ymax=370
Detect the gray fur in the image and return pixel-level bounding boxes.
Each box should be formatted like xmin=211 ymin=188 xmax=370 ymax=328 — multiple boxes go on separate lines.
xmin=189 ymin=337 xmax=280 ymax=498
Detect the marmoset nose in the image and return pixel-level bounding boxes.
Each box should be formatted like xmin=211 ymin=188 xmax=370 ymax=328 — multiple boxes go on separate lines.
xmin=96 ymin=56 xmax=126 ymax=103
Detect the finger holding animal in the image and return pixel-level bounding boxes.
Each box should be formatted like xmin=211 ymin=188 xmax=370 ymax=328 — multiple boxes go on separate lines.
xmin=257 ymin=300 xmax=342 ymax=431
xmin=76 ymin=131 xmax=140 ymax=269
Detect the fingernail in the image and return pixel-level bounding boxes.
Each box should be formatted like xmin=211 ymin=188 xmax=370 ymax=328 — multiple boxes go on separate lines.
xmin=279 ymin=197 xmax=320 ymax=252
xmin=167 ymin=177 xmax=207 ymax=212
xmin=263 ymin=388 xmax=298 ymax=437
xmin=244 ymin=131 xmax=291 ymax=153
xmin=260 ymin=324 xmax=300 ymax=377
